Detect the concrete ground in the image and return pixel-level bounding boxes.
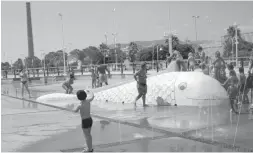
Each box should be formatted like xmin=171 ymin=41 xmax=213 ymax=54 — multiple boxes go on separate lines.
xmin=2 ymin=68 xmax=253 ymax=152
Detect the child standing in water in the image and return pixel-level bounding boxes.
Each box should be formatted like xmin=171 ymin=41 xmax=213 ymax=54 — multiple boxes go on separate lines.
xmin=62 ymin=74 xmax=75 ymax=94
xmin=187 ymin=52 xmax=195 ymax=71
xmin=134 ymin=63 xmax=148 ymax=107
xmin=75 ymin=90 xmax=94 ymax=152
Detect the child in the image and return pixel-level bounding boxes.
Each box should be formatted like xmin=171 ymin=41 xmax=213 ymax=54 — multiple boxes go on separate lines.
xmin=75 ymin=90 xmax=95 ymax=152
xmin=62 ymin=74 xmax=74 ymax=94
xmin=187 ymin=52 xmax=195 ymax=71
xmin=134 ymin=63 xmax=148 ymax=107
xmin=227 ymin=79 xmax=239 ymax=114
xmin=222 ymin=69 xmax=239 ymax=90
xmin=173 ymin=50 xmax=186 ymax=71
xmin=212 ymin=51 xmax=226 ymax=82
xmin=91 ymin=68 xmax=97 ymax=88
xmin=19 ymin=69 xmax=31 ymax=98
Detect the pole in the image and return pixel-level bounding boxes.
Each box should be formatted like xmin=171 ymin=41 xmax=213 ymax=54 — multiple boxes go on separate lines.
xmin=231 ymin=38 xmax=234 ymax=64
xmin=192 ymin=16 xmax=199 ymax=41
xmin=168 ymin=7 xmax=173 ymax=56
xmin=113 ymin=8 xmax=118 ymax=71
xmin=157 ymin=45 xmax=159 ymax=72
xmin=152 ymin=44 xmax=154 ymax=70
xmin=59 ymin=13 xmax=66 ymax=76
xmin=112 ymin=33 xmax=118 ymax=70
xmin=235 ymin=25 xmax=238 ymax=67
xmin=104 ymin=33 xmax=107 ymax=64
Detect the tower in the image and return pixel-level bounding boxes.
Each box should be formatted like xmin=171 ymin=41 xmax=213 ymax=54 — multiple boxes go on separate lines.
xmin=26 ymin=2 xmax=34 ymax=58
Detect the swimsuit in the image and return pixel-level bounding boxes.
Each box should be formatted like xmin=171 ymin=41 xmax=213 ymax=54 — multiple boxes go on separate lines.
xmin=82 ymin=117 xmax=93 ymax=129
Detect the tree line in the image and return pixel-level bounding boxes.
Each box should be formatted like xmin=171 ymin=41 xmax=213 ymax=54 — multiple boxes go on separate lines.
xmin=2 ymin=25 xmax=252 ymax=71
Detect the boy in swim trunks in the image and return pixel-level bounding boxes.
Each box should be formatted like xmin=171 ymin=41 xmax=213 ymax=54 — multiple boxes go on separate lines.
xmin=187 ymin=52 xmax=195 ymax=71
xmin=134 ymin=63 xmax=148 ymax=107
xmin=19 ymin=69 xmax=31 ymax=98
xmin=75 ymin=90 xmax=94 ymax=152
xmin=62 ymin=74 xmax=74 ymax=94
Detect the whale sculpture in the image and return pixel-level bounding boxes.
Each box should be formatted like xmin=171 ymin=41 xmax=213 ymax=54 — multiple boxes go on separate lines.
xmin=93 ymin=71 xmax=229 ymax=107
xmin=36 ymin=61 xmax=231 ymax=132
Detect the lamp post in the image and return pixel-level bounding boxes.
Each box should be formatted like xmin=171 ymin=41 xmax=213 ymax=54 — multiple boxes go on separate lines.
xmin=152 ymin=44 xmax=154 ymax=70
xmin=41 ymin=52 xmax=46 ymax=77
xmin=112 ymin=33 xmax=118 ymax=70
xmin=58 ymin=12 xmax=66 ymax=76
xmin=233 ymin=22 xmax=239 ymax=67
xmin=192 ymin=16 xmax=200 ymax=41
xmin=112 ymin=8 xmax=118 ymax=70
xmin=104 ymin=32 xmax=108 ymax=64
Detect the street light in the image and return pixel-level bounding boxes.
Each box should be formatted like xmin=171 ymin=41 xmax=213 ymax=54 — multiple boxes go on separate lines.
xmin=112 ymin=33 xmax=118 ymax=70
xmin=192 ymin=15 xmax=200 ymax=41
xmin=58 ymin=12 xmax=66 ymax=76
xmin=233 ymin=22 xmax=239 ymax=67
xmin=112 ymin=8 xmax=118 ymax=70
xmin=105 ymin=32 xmax=108 ymax=45
xmin=41 ymin=52 xmax=46 ymax=76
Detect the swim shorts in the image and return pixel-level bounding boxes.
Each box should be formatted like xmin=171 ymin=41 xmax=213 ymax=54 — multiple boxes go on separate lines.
xmin=82 ymin=117 xmax=93 ymax=129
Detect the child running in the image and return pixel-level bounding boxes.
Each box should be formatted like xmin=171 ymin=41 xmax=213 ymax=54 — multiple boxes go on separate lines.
xmin=75 ymin=90 xmax=94 ymax=152
xmin=62 ymin=74 xmax=75 ymax=94
xmin=227 ymin=79 xmax=239 ymax=114
xmin=187 ymin=52 xmax=195 ymax=71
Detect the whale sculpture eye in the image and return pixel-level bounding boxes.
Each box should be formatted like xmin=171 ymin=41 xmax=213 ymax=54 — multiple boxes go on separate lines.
xmin=178 ymin=82 xmax=187 ymax=90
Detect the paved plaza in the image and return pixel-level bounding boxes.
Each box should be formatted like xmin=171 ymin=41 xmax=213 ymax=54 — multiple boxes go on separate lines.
xmin=1 ymin=69 xmax=253 ymax=152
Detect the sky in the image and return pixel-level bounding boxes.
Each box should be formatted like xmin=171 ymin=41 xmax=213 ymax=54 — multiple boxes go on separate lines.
xmin=1 ymin=1 xmax=253 ymax=63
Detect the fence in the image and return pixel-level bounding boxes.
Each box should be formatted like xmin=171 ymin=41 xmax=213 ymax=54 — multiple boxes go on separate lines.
xmin=1 ymin=60 xmax=169 ymax=79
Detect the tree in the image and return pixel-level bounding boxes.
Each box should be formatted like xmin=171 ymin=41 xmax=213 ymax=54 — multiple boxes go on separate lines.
xmin=99 ymin=43 xmax=110 ymax=63
xmin=68 ymin=49 xmax=86 ymax=68
xmin=165 ymin=35 xmax=195 ymax=59
xmin=13 ymin=58 xmax=24 ymax=70
xmin=165 ymin=35 xmax=180 ymax=51
xmin=1 ymin=62 xmax=10 ymax=70
xmin=24 ymin=56 xmax=41 ymax=68
xmin=107 ymin=48 xmax=126 ymax=63
xmin=223 ymin=26 xmax=253 ymax=57
xmin=128 ymin=42 xmax=139 ymax=62
xmin=83 ymin=46 xmax=104 ymax=64
xmin=137 ymin=47 xmax=153 ymax=61
xmin=45 ymin=52 xmax=57 ymax=67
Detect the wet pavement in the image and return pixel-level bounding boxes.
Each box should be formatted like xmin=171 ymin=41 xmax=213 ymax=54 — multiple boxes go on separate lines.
xmin=1 ymin=69 xmax=253 ymax=152
xmin=2 ymin=95 xmax=253 ymax=152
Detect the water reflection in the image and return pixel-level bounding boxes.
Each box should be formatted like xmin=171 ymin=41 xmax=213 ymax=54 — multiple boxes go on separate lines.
xmin=100 ymin=120 xmax=110 ymax=130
